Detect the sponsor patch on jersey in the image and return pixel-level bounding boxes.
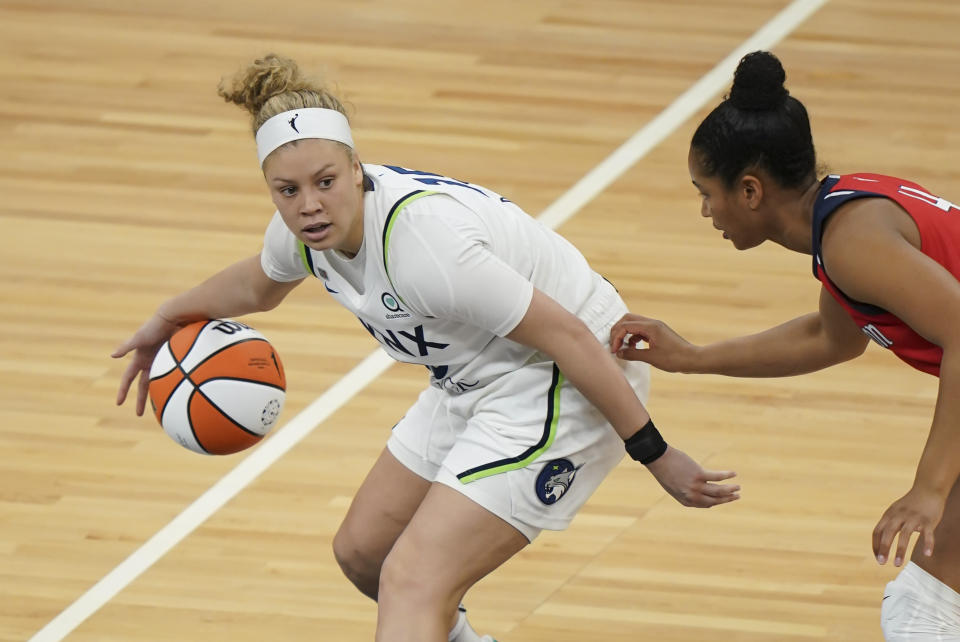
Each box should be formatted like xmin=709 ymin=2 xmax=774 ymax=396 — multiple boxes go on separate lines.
xmin=381 ymin=292 xmax=410 ymax=319
xmin=535 ymin=458 xmax=582 ymax=505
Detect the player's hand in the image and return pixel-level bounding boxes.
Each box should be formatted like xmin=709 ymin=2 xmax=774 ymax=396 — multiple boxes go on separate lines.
xmin=872 ymin=484 xmax=946 ymax=567
xmin=645 ymin=446 xmax=740 ymax=508
xmin=610 ymin=314 xmax=698 ymax=372
xmin=112 ymin=313 xmax=182 ymax=416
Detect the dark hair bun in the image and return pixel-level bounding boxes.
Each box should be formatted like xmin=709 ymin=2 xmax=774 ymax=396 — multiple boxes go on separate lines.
xmin=729 ymin=51 xmax=789 ymax=111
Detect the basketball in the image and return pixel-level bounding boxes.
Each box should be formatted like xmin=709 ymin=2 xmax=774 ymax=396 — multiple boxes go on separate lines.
xmin=148 ymin=319 xmax=286 ymax=455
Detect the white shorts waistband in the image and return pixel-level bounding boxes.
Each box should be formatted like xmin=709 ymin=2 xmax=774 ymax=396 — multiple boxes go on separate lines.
xmin=897 ymin=562 xmax=960 ymax=610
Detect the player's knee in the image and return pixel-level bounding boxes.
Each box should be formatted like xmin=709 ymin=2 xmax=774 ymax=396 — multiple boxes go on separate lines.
xmin=332 ymin=527 xmax=381 ymax=598
xmin=377 ymin=547 xmax=419 ymax=602
xmin=378 ymin=546 xmax=453 ymax=611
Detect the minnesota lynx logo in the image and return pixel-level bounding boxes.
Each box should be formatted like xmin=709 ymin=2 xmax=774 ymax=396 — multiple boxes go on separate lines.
xmin=535 ymin=459 xmax=583 ymax=505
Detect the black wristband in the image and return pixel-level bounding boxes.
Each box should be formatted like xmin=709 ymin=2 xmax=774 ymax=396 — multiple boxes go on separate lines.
xmin=624 ymin=419 xmax=668 ymax=465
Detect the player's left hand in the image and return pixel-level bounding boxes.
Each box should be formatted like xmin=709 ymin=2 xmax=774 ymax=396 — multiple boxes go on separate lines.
xmin=872 ymin=484 xmax=946 ymax=566
xmin=645 ymin=446 xmax=740 ymax=508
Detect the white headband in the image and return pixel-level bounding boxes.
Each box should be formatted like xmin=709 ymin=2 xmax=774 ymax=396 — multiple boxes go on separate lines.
xmin=255 ymin=108 xmax=354 ymax=166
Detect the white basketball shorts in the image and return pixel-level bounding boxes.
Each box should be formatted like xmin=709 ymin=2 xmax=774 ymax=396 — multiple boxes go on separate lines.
xmin=881 ymin=562 xmax=960 ymax=641
xmin=387 ymin=296 xmax=650 ymax=541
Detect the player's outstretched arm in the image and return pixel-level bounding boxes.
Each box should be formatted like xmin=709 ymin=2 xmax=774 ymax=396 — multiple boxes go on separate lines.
xmin=112 ymin=254 xmax=302 ymax=415
xmin=506 ymin=288 xmax=740 ymax=508
xmin=610 ymin=287 xmax=868 ymax=377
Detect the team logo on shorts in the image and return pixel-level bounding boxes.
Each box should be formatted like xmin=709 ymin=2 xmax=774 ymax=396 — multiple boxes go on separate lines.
xmin=535 ymin=458 xmax=583 ymax=505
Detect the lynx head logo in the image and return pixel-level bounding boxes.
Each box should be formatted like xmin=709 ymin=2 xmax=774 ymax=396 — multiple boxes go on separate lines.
xmin=535 ymin=458 xmax=583 ymax=505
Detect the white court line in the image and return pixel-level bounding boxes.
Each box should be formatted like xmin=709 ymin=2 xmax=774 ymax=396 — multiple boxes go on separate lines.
xmin=539 ymin=0 xmax=829 ymax=230
xmin=29 ymin=1 xmax=828 ymax=639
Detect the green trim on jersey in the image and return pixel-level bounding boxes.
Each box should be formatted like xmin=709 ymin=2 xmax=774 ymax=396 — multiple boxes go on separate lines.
xmin=297 ymin=241 xmax=315 ymax=276
xmin=295 ymin=189 xmax=439 ymax=286
xmin=381 ymin=189 xmax=439 ymax=303
xmin=456 ymin=364 xmax=564 ymax=484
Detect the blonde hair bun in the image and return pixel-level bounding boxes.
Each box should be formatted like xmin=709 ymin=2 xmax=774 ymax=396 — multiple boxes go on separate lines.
xmin=218 ymin=54 xmax=348 ymax=133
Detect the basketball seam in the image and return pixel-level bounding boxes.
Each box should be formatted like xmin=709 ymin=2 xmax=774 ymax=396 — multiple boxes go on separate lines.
xmin=153 ymin=342 xmax=190 ymax=422
xmin=184 ymin=387 xmax=212 ymax=455
xmin=154 ymin=319 xmax=216 ymax=425
xmin=181 ymin=337 xmax=273 ymax=377
xmin=154 ymin=370 xmax=187 ymax=422
xmin=147 ymin=343 xmax=178 ymax=381
xmin=158 ymin=378 xmax=202 ymax=452
xmin=196 ymin=377 xmax=285 ymax=392
xmin=192 ymin=387 xmax=267 ymax=440
xmin=177 ymin=319 xmax=217 ymax=364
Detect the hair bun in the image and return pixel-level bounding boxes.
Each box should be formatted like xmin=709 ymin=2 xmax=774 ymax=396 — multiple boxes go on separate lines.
xmin=218 ymin=53 xmax=311 ymax=116
xmin=729 ymin=51 xmax=789 ymax=111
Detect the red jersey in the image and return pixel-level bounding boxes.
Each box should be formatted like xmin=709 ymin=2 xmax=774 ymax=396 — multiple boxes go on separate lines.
xmin=812 ymin=173 xmax=960 ymax=376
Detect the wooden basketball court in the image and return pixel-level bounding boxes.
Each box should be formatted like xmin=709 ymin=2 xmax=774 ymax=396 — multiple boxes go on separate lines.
xmin=2 ymin=1 xmax=958 ymax=640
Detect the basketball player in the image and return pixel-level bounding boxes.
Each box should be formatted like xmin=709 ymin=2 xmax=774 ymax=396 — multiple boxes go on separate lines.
xmin=113 ymin=54 xmax=741 ymax=642
xmin=611 ymin=51 xmax=960 ymax=640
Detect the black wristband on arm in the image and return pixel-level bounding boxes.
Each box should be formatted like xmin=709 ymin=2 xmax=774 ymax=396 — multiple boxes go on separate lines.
xmin=624 ymin=419 xmax=668 ymax=465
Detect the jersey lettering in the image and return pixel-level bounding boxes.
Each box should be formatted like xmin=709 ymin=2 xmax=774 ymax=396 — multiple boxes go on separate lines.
xmin=397 ymin=324 xmax=451 ymax=356
xmin=358 ymin=319 xmax=413 ymax=356
xmin=358 ymin=319 xmax=449 ymax=357
xmin=383 ymin=164 xmax=487 ymax=196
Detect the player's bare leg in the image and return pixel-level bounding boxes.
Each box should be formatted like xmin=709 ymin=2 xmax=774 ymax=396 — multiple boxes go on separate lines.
xmin=333 ymin=448 xmax=431 ymax=600
xmin=375 ymin=483 xmax=528 ymax=641
xmin=333 ymin=448 xmax=487 ymax=638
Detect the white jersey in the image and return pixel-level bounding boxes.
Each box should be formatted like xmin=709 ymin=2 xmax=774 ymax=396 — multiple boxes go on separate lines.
xmin=261 ymin=163 xmax=614 ymax=393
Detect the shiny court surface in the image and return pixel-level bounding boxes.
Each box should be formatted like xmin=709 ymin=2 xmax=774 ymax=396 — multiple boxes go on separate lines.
xmin=2 ymin=1 xmax=959 ymax=640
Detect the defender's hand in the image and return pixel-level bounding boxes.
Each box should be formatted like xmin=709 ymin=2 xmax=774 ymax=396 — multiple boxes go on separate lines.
xmin=873 ymin=484 xmax=946 ymax=567
xmin=610 ymin=314 xmax=698 ymax=372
